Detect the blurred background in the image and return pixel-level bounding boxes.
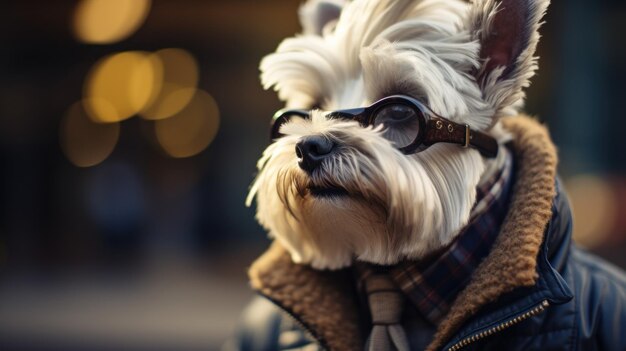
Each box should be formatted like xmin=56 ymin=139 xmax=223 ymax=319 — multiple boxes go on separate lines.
xmin=0 ymin=0 xmax=624 ymax=350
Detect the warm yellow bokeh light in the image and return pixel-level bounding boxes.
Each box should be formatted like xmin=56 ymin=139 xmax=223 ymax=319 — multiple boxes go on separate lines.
xmin=566 ymin=175 xmax=616 ymax=248
xmin=155 ymin=90 xmax=220 ymax=158
xmin=60 ymin=102 xmax=120 ymax=168
xmin=140 ymin=49 xmax=199 ymax=120
xmin=84 ymin=51 xmax=162 ymax=123
xmin=73 ymin=0 xmax=151 ymax=44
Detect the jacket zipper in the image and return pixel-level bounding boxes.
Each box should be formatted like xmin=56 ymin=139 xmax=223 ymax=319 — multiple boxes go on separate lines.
xmin=446 ymin=300 xmax=550 ymax=351
xmin=257 ymin=292 xmax=330 ymax=350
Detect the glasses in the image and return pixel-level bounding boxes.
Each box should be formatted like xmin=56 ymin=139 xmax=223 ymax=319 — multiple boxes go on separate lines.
xmin=270 ymin=95 xmax=498 ymax=158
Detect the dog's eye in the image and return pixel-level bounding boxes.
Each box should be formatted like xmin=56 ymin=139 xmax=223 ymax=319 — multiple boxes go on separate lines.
xmin=373 ymin=104 xmax=421 ymax=148
xmin=374 ymin=104 xmax=417 ymax=125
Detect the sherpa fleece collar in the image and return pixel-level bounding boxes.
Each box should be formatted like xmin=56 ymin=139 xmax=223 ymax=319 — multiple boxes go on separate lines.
xmin=248 ymin=115 xmax=558 ymax=351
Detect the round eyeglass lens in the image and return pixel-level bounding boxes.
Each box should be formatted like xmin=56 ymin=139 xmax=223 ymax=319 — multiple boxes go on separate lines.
xmin=372 ymin=103 xmax=421 ymax=148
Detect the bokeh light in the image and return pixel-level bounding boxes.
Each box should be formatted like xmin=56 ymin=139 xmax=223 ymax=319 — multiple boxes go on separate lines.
xmin=60 ymin=102 xmax=120 ymax=168
xmin=83 ymin=51 xmax=163 ymax=123
xmin=566 ymin=175 xmax=617 ymax=248
xmin=155 ymin=89 xmax=220 ymax=158
xmin=73 ymin=0 xmax=152 ymax=44
xmin=140 ymin=49 xmax=199 ymax=120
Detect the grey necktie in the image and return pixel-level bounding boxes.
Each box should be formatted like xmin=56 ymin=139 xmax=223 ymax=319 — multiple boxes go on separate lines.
xmin=364 ymin=273 xmax=409 ymax=351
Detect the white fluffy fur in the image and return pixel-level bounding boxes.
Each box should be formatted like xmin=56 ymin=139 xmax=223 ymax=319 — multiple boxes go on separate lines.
xmin=247 ymin=0 xmax=548 ymax=269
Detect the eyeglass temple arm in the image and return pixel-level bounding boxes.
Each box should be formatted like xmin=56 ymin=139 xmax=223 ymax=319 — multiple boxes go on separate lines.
xmin=423 ymin=117 xmax=498 ymax=158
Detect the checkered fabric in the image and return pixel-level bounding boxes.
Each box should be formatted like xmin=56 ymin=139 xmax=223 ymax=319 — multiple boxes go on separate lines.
xmin=357 ymin=147 xmax=515 ymax=325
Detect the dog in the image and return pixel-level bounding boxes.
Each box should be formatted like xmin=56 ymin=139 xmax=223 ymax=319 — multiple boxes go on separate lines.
xmin=238 ymin=1 xmax=626 ymax=350
xmin=247 ymin=0 xmax=538 ymax=270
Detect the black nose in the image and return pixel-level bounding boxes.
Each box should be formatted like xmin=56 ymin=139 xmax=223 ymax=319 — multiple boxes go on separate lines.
xmin=295 ymin=135 xmax=335 ymax=173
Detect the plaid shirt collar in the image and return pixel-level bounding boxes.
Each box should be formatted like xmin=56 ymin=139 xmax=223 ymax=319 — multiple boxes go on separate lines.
xmin=356 ymin=147 xmax=514 ymax=325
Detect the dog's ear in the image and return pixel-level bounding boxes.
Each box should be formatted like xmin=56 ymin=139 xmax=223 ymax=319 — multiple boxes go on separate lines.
xmin=466 ymin=0 xmax=549 ymax=119
xmin=299 ymin=0 xmax=346 ymax=36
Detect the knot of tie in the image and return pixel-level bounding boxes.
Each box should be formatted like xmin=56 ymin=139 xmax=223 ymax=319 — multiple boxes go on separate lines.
xmin=366 ymin=275 xmax=405 ymax=325
xmin=364 ymin=273 xmax=409 ymax=351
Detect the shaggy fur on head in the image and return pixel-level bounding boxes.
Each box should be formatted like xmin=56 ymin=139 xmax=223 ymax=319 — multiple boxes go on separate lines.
xmin=247 ymin=0 xmax=549 ymax=269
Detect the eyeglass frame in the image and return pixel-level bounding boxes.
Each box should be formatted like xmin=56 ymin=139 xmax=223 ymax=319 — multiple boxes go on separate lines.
xmin=269 ymin=95 xmax=498 ymax=158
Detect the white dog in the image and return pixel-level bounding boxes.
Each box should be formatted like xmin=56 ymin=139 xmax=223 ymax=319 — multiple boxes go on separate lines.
xmin=236 ymin=1 xmax=626 ymax=351
xmin=247 ymin=0 xmax=540 ymax=269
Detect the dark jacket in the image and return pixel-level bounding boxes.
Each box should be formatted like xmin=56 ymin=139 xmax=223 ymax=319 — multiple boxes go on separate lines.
xmin=234 ymin=117 xmax=626 ymax=351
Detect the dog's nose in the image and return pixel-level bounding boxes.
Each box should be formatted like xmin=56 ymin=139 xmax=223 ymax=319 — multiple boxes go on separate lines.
xmin=295 ymin=135 xmax=335 ymax=173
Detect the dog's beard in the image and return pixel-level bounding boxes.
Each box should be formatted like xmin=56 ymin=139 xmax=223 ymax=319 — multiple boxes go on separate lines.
xmin=247 ymin=114 xmax=485 ymax=270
